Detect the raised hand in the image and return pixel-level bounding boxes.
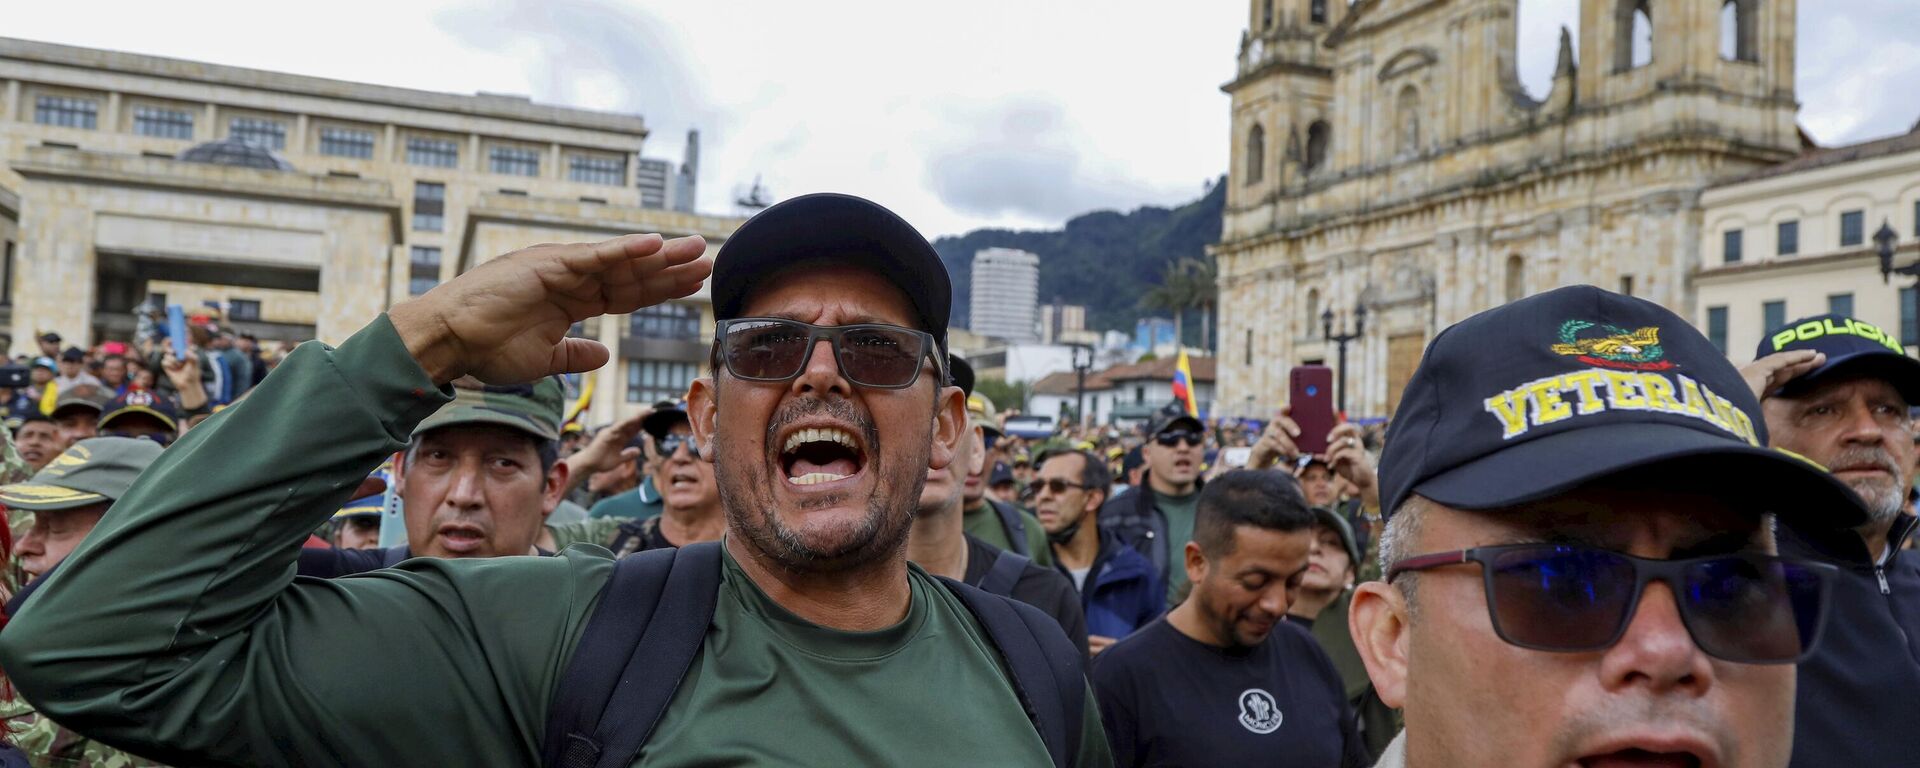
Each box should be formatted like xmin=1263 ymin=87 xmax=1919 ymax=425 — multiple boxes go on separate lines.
xmin=1740 ymin=350 xmax=1825 ymax=401
xmin=390 ymin=234 xmax=710 ymax=386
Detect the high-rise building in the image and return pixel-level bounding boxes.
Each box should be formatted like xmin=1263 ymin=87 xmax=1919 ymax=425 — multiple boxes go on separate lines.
xmin=970 ymin=247 xmax=1040 ymax=342
xmin=1038 ymin=302 xmax=1088 ymax=344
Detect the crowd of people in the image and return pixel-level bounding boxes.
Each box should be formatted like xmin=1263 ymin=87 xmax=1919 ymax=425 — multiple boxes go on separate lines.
xmin=0 ymin=193 xmax=1908 ymax=768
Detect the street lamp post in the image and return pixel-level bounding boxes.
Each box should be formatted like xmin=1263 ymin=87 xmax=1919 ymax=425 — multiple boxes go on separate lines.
xmin=1875 ymin=220 xmax=1913 ymax=287
xmin=1322 ymin=305 xmax=1367 ymax=415
xmin=1071 ymin=343 xmax=1094 ymax=428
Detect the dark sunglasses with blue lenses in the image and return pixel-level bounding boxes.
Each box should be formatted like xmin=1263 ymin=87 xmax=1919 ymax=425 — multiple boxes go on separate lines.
xmin=1154 ymin=429 xmax=1204 ymax=448
xmin=653 ymin=434 xmax=700 ymax=456
xmin=716 ymin=318 xmax=945 ymax=389
xmin=1387 ymin=543 xmax=1836 ymax=664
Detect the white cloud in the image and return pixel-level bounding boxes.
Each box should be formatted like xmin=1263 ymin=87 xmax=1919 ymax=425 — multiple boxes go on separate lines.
xmin=4 ymin=0 xmax=1914 ymax=238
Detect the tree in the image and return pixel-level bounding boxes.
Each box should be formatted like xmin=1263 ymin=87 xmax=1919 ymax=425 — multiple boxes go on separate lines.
xmin=1138 ymin=257 xmax=1218 ymax=349
xmin=974 ymin=377 xmax=1030 ymax=414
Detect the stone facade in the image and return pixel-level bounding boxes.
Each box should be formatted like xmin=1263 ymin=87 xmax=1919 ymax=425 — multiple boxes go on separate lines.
xmin=1214 ymin=0 xmax=1801 ymax=419
xmin=1695 ymin=128 xmax=1920 ymax=360
xmin=0 ymin=37 xmax=741 ymax=415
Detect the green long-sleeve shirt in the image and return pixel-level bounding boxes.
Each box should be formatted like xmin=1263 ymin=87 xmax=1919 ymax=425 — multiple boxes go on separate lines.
xmin=0 ymin=315 xmax=1111 ymax=768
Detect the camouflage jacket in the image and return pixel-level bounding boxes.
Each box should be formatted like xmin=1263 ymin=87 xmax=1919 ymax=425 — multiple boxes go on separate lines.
xmin=0 ymin=694 xmax=166 ymax=768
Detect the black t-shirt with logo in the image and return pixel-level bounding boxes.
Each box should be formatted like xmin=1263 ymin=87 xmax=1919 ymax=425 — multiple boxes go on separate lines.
xmin=1090 ymin=617 xmax=1366 ymax=768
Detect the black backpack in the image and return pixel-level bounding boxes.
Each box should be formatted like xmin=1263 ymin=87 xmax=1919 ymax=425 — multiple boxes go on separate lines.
xmin=990 ymin=498 xmax=1031 ymax=557
xmin=539 ymin=541 xmax=1085 ymax=768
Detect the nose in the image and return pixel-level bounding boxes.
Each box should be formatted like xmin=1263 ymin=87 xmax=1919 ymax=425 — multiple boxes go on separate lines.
xmin=442 ymin=461 xmax=487 ymax=511
xmin=1262 ymin=584 xmax=1293 ymax=617
xmin=1838 ymin=400 xmax=1890 ymax=446
xmin=12 ymin=528 xmax=41 ymax=559
xmin=790 ymin=338 xmax=851 ymax=397
xmin=1597 ymin=580 xmax=1713 ymax=698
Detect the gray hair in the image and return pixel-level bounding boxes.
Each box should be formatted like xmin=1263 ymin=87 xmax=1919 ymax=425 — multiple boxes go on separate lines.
xmin=1378 ymin=495 xmax=1429 ymax=619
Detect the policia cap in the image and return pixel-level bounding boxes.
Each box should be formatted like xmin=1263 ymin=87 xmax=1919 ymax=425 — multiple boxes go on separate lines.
xmin=0 ymin=437 xmax=163 ymax=511
xmin=412 ymin=376 xmax=566 ymax=441
xmin=1755 ymin=313 xmax=1920 ymax=403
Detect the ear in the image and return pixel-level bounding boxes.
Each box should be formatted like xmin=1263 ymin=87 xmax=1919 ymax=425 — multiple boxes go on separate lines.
xmin=390 ymin=450 xmax=408 ymax=495
xmin=1349 ymin=580 xmax=1412 ymax=708
xmin=540 ymin=460 xmax=570 ymax=517
xmin=686 ymin=376 xmax=719 ymax=464
xmin=1182 ymin=540 xmax=1208 ymax=589
xmin=965 ymin=425 xmax=986 ymax=476
xmin=928 ymin=385 xmax=965 ymax=472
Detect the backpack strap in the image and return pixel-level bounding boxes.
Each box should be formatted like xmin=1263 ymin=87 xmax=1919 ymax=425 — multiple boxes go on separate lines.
xmin=991 ymin=499 xmax=1030 ymax=556
xmin=540 ymin=541 xmax=723 ymax=768
xmin=977 ymin=547 xmax=1031 ymax=597
xmin=939 ymin=577 xmax=1085 ymax=768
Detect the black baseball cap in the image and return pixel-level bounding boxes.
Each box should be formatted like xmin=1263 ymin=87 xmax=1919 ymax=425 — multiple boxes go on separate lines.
xmin=640 ymin=400 xmax=690 ymax=441
xmin=1754 ymin=313 xmax=1920 ymax=403
xmin=950 ymin=355 xmax=976 ymax=396
xmin=1146 ymin=401 xmax=1203 ymax=437
xmin=1380 ymin=285 xmax=1866 ymax=528
xmin=710 ymin=193 xmax=952 ymax=354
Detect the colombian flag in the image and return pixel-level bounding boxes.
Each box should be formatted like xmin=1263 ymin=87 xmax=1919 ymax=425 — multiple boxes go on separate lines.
xmin=1172 ymin=350 xmax=1198 ymax=418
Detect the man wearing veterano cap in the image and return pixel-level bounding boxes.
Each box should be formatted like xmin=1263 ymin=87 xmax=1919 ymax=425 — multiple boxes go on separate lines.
xmin=1742 ymin=312 xmax=1920 ymax=768
xmin=1352 ymin=285 xmax=1860 ymax=768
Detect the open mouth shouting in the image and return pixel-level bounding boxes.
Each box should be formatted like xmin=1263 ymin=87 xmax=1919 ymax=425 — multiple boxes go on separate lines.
xmin=780 ymin=425 xmax=869 ymax=488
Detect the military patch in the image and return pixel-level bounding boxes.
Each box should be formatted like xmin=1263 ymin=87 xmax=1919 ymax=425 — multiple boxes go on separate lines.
xmin=1549 ymin=320 xmax=1675 ymax=371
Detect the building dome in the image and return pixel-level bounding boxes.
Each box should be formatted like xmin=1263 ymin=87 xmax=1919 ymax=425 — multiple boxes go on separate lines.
xmin=176 ymin=136 xmax=295 ymax=171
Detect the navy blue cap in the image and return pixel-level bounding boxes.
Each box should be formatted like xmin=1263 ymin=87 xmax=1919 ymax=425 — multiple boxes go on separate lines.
xmin=1380 ymin=285 xmax=1865 ymax=528
xmin=1754 ymin=314 xmax=1920 ymax=403
xmin=640 ymin=400 xmax=690 ymax=441
xmin=710 ymin=193 xmax=952 ymax=354
xmin=989 ymin=461 xmax=1015 ymax=486
xmin=950 ymin=355 xmax=976 ymax=396
xmin=1147 ymin=401 xmax=1203 ymax=436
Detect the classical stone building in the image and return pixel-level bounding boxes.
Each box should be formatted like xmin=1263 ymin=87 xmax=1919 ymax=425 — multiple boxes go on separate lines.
xmin=1214 ymin=0 xmax=1803 ymax=419
xmin=1695 ymin=126 xmax=1920 ymax=360
xmin=0 ymin=37 xmax=738 ymax=424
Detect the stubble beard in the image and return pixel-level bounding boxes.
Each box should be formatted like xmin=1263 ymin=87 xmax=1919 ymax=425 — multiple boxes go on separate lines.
xmin=716 ymin=400 xmax=929 ymax=575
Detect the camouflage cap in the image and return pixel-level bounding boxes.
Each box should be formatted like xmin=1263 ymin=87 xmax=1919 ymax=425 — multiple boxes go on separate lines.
xmin=0 ymin=436 xmax=163 ymax=511
xmin=412 ymin=376 xmax=565 ymax=441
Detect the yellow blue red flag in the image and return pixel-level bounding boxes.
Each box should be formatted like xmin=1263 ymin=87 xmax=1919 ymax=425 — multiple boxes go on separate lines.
xmin=1172 ymin=350 xmax=1198 ymax=418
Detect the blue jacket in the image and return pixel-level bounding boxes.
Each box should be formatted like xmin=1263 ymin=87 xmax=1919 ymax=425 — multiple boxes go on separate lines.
xmin=1778 ymin=513 xmax=1920 ymax=768
xmin=1063 ymin=528 xmax=1163 ymax=641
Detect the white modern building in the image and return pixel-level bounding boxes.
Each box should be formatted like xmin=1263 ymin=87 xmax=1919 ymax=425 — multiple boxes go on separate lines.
xmin=969 ymin=247 xmax=1040 ymax=342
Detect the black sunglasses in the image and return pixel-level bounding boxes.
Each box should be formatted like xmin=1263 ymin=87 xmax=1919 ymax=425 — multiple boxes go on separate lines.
xmin=1033 ymin=478 xmax=1092 ymax=495
xmin=653 ymin=434 xmax=700 ymax=456
xmin=1388 ymin=543 xmax=1835 ymax=664
xmin=716 ymin=318 xmax=945 ymax=389
xmin=1154 ymin=430 xmax=1203 ymax=447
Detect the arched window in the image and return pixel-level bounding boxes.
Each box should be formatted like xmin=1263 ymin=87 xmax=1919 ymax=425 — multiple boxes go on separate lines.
xmin=1305 ymin=288 xmax=1321 ymax=331
xmin=1720 ymin=0 xmax=1758 ymax=62
xmin=1615 ymin=0 xmax=1653 ymax=71
xmin=1245 ymin=123 xmax=1266 ymax=185
xmin=1396 ymin=86 xmax=1421 ymax=156
xmin=1305 ymin=121 xmax=1330 ymax=173
xmin=1310 ymin=0 xmax=1327 ymax=24
xmin=1505 ymin=255 xmax=1526 ymax=303
xmin=1263 ymin=0 xmax=1274 ymax=30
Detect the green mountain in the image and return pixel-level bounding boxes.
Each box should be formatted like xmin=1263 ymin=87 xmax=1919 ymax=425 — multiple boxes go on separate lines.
xmin=933 ymin=177 xmax=1226 ymax=340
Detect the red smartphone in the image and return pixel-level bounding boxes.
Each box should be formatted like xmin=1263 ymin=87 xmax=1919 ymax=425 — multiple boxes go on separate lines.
xmin=1289 ymin=365 xmax=1336 ymax=457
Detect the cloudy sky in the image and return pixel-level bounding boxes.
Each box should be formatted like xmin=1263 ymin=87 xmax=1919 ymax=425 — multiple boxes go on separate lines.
xmin=9 ymin=1 xmax=1918 ymax=238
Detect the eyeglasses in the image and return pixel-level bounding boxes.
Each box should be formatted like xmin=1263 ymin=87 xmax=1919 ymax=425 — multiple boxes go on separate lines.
xmin=1034 ymin=478 xmax=1092 ymax=495
xmin=654 ymin=434 xmax=700 ymax=456
xmin=1154 ymin=430 xmax=1203 ymax=448
xmin=716 ymin=318 xmax=945 ymax=389
xmin=1387 ymin=543 xmax=1835 ymax=664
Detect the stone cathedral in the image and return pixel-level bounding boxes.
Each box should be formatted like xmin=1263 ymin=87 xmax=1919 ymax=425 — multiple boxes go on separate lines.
xmin=1213 ymin=0 xmax=1798 ymax=419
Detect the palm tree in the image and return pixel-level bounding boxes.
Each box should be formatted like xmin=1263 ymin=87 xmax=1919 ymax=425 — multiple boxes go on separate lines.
xmin=1138 ymin=257 xmax=1218 ymax=349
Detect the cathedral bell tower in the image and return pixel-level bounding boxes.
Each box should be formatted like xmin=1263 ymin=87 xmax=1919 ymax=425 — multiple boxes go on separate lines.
xmin=1226 ymin=0 xmax=1345 ymax=215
